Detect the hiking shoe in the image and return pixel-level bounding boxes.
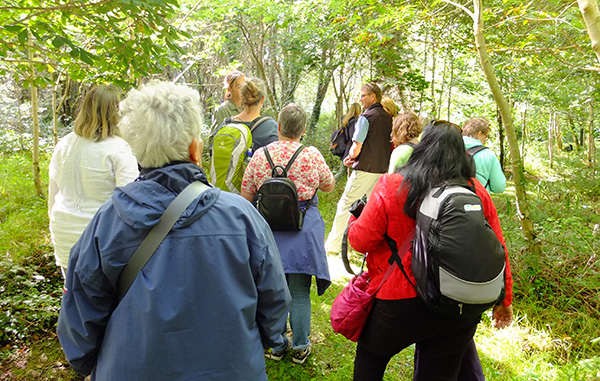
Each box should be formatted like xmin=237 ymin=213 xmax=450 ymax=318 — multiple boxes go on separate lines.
xmin=292 ymin=344 xmax=312 ymax=364
xmin=265 ymin=341 xmax=290 ymax=361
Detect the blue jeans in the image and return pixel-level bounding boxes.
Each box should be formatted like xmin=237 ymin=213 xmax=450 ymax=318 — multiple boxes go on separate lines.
xmin=273 ymin=273 xmax=312 ymax=352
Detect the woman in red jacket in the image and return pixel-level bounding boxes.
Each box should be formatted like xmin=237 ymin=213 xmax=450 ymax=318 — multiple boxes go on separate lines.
xmin=348 ymin=120 xmax=513 ymax=380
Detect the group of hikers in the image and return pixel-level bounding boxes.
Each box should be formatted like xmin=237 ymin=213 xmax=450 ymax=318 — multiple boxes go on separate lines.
xmin=47 ymin=70 xmax=512 ymax=380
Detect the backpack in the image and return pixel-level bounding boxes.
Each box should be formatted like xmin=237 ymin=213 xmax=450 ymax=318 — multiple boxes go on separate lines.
xmin=330 ymin=117 xmax=357 ymax=159
xmin=210 ymin=117 xmax=270 ymax=194
xmin=410 ymin=183 xmax=506 ymax=317
xmin=256 ymin=145 xmax=317 ymax=231
xmin=467 ymin=145 xmax=488 ymax=156
xmin=467 ymin=145 xmax=490 ymax=188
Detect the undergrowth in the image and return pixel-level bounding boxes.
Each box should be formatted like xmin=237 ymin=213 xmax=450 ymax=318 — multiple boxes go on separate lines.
xmin=1 ymin=141 xmax=599 ymax=379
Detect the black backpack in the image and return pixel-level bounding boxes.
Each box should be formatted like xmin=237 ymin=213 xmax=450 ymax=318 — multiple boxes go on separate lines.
xmin=391 ymin=183 xmax=506 ymax=317
xmin=256 ymin=145 xmax=317 ymax=231
xmin=330 ymin=117 xmax=357 ymax=159
xmin=467 ymin=145 xmax=488 ymax=156
xmin=466 ymin=145 xmax=490 ymax=188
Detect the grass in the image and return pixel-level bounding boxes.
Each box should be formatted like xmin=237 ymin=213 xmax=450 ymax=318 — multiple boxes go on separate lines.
xmin=1 ymin=142 xmax=600 ymax=380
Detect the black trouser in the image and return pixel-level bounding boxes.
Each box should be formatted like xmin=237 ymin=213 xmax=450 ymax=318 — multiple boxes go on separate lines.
xmin=353 ymin=297 xmax=481 ymax=381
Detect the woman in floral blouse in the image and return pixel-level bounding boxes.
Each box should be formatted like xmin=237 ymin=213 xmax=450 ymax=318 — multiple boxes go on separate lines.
xmin=241 ymin=103 xmax=335 ymax=365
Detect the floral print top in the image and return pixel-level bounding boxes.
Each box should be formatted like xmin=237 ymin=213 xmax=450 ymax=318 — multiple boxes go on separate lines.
xmin=242 ymin=140 xmax=334 ymax=201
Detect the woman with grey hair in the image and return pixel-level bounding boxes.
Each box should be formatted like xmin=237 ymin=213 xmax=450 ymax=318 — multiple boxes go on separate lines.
xmin=57 ymin=81 xmax=290 ymax=380
xmin=242 ymin=103 xmax=335 ymax=365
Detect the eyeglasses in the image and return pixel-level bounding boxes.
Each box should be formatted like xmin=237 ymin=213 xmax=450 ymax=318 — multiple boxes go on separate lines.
xmin=431 ymin=119 xmax=462 ymax=133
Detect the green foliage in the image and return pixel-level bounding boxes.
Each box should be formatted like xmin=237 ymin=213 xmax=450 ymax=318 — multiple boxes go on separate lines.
xmin=0 ymin=0 xmax=186 ymax=87
xmin=0 ymin=151 xmax=65 ymax=356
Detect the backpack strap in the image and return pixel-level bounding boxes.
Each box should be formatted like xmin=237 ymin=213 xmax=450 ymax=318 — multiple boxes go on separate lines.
xmin=250 ymin=116 xmax=272 ymax=132
xmin=467 ymin=145 xmax=488 ymax=156
xmin=402 ymin=142 xmax=416 ymax=149
xmin=384 ymin=228 xmax=416 ymax=288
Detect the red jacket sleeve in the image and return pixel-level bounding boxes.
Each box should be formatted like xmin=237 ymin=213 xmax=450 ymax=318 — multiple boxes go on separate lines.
xmin=473 ymin=179 xmax=513 ymax=307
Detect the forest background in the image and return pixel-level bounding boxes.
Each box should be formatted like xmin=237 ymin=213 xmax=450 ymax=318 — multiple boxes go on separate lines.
xmin=0 ymin=0 xmax=599 ymax=379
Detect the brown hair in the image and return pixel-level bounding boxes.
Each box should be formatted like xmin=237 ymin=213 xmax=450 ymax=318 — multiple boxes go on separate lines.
xmin=391 ymin=112 xmax=422 ymax=145
xmin=73 ymin=84 xmax=123 ymax=141
xmin=462 ymin=117 xmax=490 ymax=138
xmin=240 ymin=77 xmax=266 ymax=107
xmin=223 ymin=70 xmax=244 ymax=89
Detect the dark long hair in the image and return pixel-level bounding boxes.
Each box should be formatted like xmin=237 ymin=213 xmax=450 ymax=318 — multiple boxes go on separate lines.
xmin=398 ymin=120 xmax=475 ymax=218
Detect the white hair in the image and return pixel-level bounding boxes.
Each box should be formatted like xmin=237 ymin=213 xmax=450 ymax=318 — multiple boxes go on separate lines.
xmin=119 ymin=81 xmax=203 ymax=168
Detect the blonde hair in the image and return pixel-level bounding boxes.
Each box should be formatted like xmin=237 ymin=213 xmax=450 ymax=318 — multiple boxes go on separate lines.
xmin=391 ymin=112 xmax=422 ymax=145
xmin=462 ymin=117 xmax=490 ymax=138
xmin=240 ymin=77 xmax=267 ymax=107
xmin=342 ymin=103 xmax=362 ymax=127
xmin=73 ymin=84 xmax=123 ymax=141
xmin=381 ymin=96 xmax=399 ymax=118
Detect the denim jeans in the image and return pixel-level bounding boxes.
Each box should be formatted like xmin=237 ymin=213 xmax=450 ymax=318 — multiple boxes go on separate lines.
xmin=273 ymin=273 xmax=312 ymax=352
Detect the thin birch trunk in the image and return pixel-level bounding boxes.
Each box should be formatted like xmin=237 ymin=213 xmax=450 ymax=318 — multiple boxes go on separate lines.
xmin=28 ymin=30 xmax=43 ymax=198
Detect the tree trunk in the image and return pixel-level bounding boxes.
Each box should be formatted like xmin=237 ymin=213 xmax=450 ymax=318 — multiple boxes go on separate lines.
xmin=419 ymin=32 xmax=428 ymax=113
xmin=578 ymin=0 xmax=600 ymax=64
xmin=548 ymin=111 xmax=554 ymax=169
xmin=555 ymin=112 xmax=563 ymax=151
xmin=52 ymin=76 xmax=71 ymax=146
xmin=28 ymin=31 xmax=43 ymax=198
xmin=589 ymin=102 xmax=595 ymax=168
xmin=521 ymin=104 xmax=527 ymax=157
xmin=308 ymin=66 xmax=332 ymax=138
xmin=497 ymin=106 xmax=505 ymax=171
xmin=567 ymin=114 xmax=580 ymax=150
xmin=447 ymin=57 xmax=454 ymax=120
xmin=471 ymin=0 xmax=536 ymax=244
xmin=430 ymin=44 xmax=437 ymax=117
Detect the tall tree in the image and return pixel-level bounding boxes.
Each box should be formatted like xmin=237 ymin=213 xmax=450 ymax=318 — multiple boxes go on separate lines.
xmin=578 ymin=0 xmax=600 ymax=65
xmin=444 ymin=0 xmax=537 ymax=245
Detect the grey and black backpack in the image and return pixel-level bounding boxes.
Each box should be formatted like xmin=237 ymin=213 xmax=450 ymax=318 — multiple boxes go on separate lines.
xmin=410 ymin=183 xmax=506 ymax=317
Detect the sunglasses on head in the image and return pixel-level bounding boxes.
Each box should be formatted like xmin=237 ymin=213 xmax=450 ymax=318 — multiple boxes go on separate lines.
xmin=431 ymin=119 xmax=462 ymax=132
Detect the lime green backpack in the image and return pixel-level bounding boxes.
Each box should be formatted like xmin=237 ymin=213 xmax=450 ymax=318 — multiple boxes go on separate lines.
xmin=209 ymin=117 xmax=269 ymax=193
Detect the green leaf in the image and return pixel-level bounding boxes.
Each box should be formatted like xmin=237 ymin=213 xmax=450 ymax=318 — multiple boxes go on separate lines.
xmin=51 ymin=36 xmax=66 ymax=48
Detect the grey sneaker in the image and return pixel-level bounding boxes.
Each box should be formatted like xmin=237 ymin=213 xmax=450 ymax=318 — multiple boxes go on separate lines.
xmin=265 ymin=341 xmax=290 ymax=361
xmin=292 ymin=344 xmax=312 ymax=364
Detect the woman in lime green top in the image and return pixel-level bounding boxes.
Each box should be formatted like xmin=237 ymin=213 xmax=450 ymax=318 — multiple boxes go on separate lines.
xmin=388 ymin=112 xmax=423 ymax=173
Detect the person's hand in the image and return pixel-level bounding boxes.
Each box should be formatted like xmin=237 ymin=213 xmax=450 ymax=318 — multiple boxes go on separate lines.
xmin=492 ymin=304 xmax=513 ymax=329
xmin=343 ymin=155 xmax=355 ymax=167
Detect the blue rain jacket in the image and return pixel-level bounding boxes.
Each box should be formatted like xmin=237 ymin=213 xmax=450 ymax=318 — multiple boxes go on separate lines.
xmin=57 ymin=162 xmax=290 ymax=380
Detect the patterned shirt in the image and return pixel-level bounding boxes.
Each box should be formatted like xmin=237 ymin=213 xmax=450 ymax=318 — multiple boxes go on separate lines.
xmin=242 ymin=141 xmax=334 ymax=201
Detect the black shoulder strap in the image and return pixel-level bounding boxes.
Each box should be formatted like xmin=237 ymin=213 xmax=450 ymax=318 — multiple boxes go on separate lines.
xmin=263 ymin=147 xmax=276 ymax=172
xmin=284 ymin=145 xmax=306 ymax=173
xmin=467 ymin=145 xmax=488 ymax=156
xmin=384 ymin=228 xmax=416 ymax=288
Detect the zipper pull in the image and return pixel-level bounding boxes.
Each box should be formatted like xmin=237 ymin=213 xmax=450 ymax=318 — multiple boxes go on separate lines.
xmin=459 ymin=303 xmax=463 ymax=315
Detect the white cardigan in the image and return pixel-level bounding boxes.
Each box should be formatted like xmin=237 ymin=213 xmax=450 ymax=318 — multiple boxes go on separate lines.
xmin=48 ymin=132 xmax=139 ymax=268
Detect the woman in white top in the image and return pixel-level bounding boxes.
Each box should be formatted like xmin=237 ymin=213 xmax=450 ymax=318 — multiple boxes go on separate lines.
xmin=48 ymin=84 xmax=138 ymax=276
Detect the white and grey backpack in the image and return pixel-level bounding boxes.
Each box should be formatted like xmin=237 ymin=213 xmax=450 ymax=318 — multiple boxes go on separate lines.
xmin=411 ymin=183 xmax=506 ymax=317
